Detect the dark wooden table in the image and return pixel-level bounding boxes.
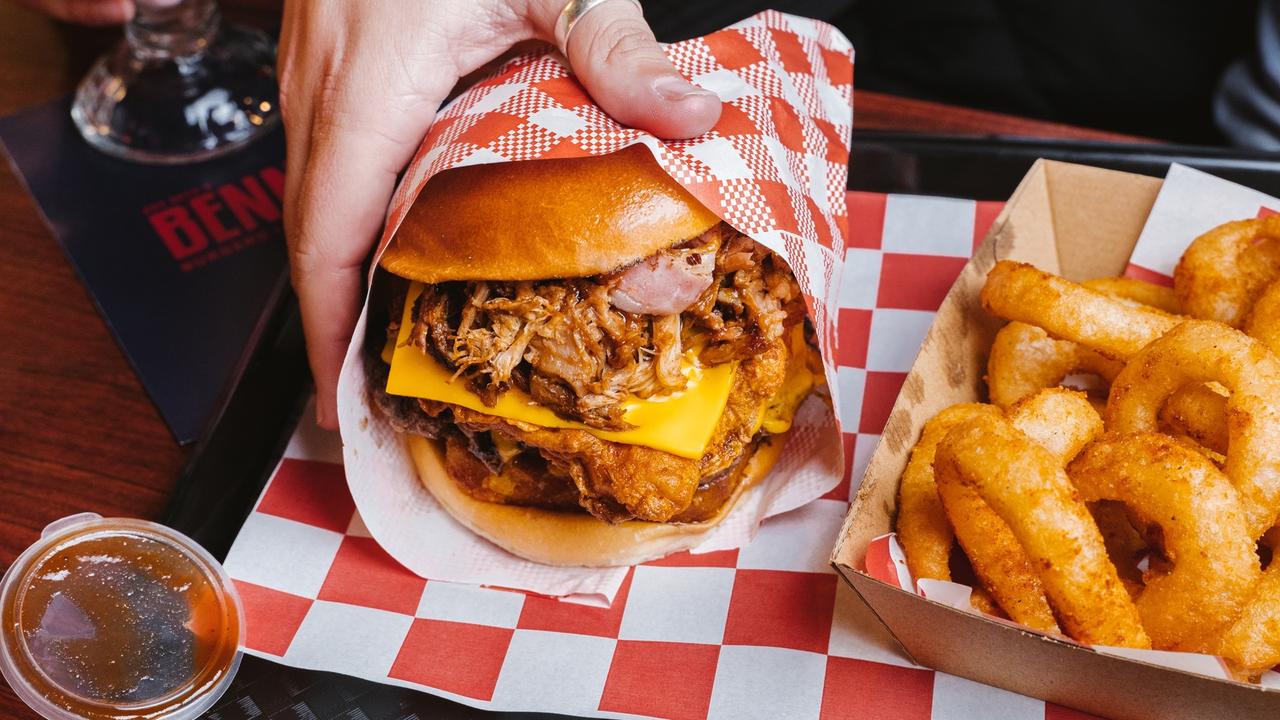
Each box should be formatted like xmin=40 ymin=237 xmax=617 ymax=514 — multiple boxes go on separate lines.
xmin=0 ymin=2 xmax=1146 ymax=716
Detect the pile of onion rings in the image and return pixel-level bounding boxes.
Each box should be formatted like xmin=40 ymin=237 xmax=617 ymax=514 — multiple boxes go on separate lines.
xmin=894 ymin=216 xmax=1280 ymax=681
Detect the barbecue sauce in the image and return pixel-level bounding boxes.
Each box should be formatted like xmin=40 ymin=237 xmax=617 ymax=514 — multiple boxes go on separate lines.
xmin=1 ymin=521 xmax=240 ymax=719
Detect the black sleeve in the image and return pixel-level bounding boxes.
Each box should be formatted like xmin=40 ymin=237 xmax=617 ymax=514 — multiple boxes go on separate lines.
xmin=1216 ymin=0 xmax=1280 ymax=149
xmin=640 ymin=0 xmax=857 ymax=43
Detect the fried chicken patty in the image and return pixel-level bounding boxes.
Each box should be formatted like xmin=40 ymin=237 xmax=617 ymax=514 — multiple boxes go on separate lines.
xmin=373 ymin=336 xmax=789 ymax=523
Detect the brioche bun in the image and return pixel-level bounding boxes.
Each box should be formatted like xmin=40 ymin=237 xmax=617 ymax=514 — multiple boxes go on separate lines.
xmin=379 ymin=145 xmax=720 ymax=284
xmin=405 ymin=433 xmax=786 ymax=567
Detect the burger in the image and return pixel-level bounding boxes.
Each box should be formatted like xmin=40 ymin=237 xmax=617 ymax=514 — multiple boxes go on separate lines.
xmin=369 ymin=145 xmax=825 ymax=566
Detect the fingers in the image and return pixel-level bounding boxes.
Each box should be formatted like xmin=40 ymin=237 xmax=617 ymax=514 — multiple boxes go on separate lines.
xmin=534 ymin=0 xmax=721 ymax=138
xmin=15 ymin=0 xmax=133 ymax=25
xmin=280 ymin=21 xmax=443 ymax=428
xmin=288 ymin=126 xmax=406 ymax=429
xmin=279 ymin=0 xmax=485 ymax=430
xmin=277 ymin=0 xmax=312 ymax=243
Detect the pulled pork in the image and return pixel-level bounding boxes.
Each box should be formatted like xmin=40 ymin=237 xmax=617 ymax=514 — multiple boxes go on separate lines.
xmin=409 ymin=223 xmax=804 ymax=430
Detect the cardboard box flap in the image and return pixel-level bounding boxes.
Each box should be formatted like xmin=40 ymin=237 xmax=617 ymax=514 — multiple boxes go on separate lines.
xmin=1043 ymin=160 xmax=1162 ymax=281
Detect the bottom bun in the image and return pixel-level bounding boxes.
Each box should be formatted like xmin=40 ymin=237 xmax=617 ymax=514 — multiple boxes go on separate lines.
xmin=405 ymin=433 xmax=787 ymax=567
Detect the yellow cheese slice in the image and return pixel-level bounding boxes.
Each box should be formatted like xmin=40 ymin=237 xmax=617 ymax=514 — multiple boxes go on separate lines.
xmin=384 ymin=282 xmax=737 ymax=459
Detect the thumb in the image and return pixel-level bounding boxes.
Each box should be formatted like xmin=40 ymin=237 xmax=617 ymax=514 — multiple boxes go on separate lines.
xmin=544 ymin=0 xmax=721 ymax=139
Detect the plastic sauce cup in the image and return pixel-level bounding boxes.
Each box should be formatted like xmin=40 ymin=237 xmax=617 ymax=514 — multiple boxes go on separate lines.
xmin=1 ymin=513 xmax=243 ymax=720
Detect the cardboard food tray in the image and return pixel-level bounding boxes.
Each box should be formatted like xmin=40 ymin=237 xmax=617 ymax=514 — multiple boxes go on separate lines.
xmin=831 ymin=158 xmax=1280 ymax=720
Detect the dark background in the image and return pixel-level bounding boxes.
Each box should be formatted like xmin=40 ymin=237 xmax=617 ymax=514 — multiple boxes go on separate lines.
xmin=23 ymin=0 xmax=1262 ymax=146
xmin=644 ymin=0 xmax=1259 ymax=145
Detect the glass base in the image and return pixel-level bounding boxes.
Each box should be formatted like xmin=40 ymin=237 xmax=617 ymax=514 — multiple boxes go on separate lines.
xmin=71 ymin=23 xmax=280 ymax=165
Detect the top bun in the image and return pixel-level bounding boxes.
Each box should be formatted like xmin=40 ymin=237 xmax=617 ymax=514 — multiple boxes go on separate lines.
xmin=379 ymin=145 xmax=721 ymax=283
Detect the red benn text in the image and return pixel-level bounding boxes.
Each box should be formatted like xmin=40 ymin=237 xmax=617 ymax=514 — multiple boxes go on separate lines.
xmin=144 ymin=166 xmax=284 ymax=272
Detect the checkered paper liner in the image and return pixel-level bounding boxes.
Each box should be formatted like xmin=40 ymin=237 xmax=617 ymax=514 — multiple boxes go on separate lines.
xmin=334 ymin=11 xmax=854 ymax=601
xmin=222 ymin=192 xmax=1110 ymax=720
xmin=862 ymin=164 xmax=1280 ymax=688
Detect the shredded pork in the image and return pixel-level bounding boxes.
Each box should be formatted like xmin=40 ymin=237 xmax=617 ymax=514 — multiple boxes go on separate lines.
xmin=409 ymin=223 xmax=804 ymax=430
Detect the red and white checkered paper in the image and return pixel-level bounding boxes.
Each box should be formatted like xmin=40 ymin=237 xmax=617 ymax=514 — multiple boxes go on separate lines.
xmin=226 ymin=192 xmax=1106 ymax=719
xmin=333 ymin=11 xmax=853 ymax=601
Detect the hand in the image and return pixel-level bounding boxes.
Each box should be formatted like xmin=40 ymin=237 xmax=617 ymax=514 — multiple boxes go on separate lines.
xmin=280 ymin=0 xmax=722 ymax=429
xmin=11 ymin=0 xmax=132 ymax=24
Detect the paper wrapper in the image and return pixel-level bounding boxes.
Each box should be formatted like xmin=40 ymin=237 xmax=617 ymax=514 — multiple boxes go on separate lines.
xmin=334 ymin=12 xmax=854 ymax=601
xmin=863 ymin=162 xmax=1280 ymax=686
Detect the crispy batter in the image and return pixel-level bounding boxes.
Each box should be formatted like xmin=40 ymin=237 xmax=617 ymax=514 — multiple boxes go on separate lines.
xmin=1089 ymin=501 xmax=1147 ymax=600
xmin=1107 ymin=321 xmax=1280 ymax=537
xmin=986 ymin=321 xmax=1123 ymax=409
xmin=938 ymin=474 xmax=1059 ymax=632
xmin=935 ymin=414 xmax=1150 ymax=648
xmin=1005 ymin=387 xmax=1103 ymax=465
xmin=671 ymin=438 xmax=763 ymax=523
xmin=1159 ymin=381 xmax=1231 ymax=456
xmin=1245 ymin=279 xmax=1280 ymax=355
xmin=1068 ymin=434 xmax=1260 ymax=653
xmin=929 ymin=390 xmax=1101 ymax=633
xmin=897 ymin=391 xmax=1104 ymax=629
xmin=981 ymin=261 xmax=1180 ymax=360
xmin=896 ymin=404 xmax=1001 ymax=588
xmin=1174 ymin=215 xmax=1280 ymax=327
xmin=441 ymin=433 xmax=581 ymax=510
xmin=1220 ymin=560 xmax=1280 ymax=680
xmin=1082 ymin=277 xmax=1182 ymax=314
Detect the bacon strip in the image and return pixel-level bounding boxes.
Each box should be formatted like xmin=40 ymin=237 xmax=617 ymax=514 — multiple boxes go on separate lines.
xmin=609 ymin=250 xmax=716 ymax=315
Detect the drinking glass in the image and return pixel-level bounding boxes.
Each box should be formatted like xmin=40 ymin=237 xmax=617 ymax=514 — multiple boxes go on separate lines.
xmin=70 ymin=0 xmax=279 ymax=164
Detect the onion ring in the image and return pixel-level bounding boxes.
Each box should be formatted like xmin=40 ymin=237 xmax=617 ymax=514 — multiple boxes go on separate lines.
xmin=966 ymin=584 xmax=1003 ymax=617
xmin=1216 ymin=526 xmax=1280 ymax=679
xmin=1244 ymin=280 xmax=1280 ymax=355
xmin=1218 ymin=562 xmax=1280 ymax=680
xmin=931 ymin=390 xmax=1100 ymax=631
xmin=1005 ymin=387 xmax=1104 ymax=465
xmin=986 ymin=322 xmax=1123 ymax=409
xmin=896 ymin=404 xmax=1001 ymax=585
xmin=1158 ymin=381 xmax=1230 ymax=457
xmin=1083 ymin=277 xmax=1182 ymax=314
xmin=1173 ymin=215 xmax=1280 ymax=327
xmin=935 ymin=413 xmax=1148 ymax=647
xmin=1089 ymin=501 xmax=1146 ymax=599
xmin=933 ymin=463 xmax=1059 ymax=632
xmin=1067 ymin=433 xmax=1259 ymax=652
xmin=985 ymin=277 xmax=1180 ymax=409
xmin=981 ymin=261 xmax=1180 ymax=360
xmin=1009 ymin=390 xmax=1130 ymax=596
xmin=1106 ymin=320 xmax=1280 ymax=537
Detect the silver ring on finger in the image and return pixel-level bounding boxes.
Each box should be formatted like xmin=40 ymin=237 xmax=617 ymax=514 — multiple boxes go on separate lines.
xmin=554 ymin=0 xmax=645 ymax=56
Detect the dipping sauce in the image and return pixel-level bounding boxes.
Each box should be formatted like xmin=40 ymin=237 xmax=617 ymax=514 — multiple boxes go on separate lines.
xmin=0 ymin=514 xmax=242 ymax=720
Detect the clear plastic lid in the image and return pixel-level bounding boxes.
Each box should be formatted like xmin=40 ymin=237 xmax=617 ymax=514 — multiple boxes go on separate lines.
xmin=0 ymin=513 xmax=244 ymax=720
